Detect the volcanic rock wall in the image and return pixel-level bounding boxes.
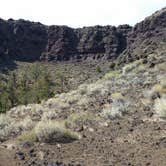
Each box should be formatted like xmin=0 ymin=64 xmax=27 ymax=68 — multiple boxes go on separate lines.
xmin=0 ymin=7 xmax=165 ymax=62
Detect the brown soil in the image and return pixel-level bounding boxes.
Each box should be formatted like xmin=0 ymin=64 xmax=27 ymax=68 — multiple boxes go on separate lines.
xmin=2 ymin=110 xmax=166 ymax=166
xmin=1 ymin=57 xmax=166 ymax=166
xmin=0 ymin=147 xmax=18 ymax=166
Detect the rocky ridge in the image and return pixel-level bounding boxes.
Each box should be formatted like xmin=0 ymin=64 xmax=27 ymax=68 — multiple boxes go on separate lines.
xmin=0 ymin=7 xmax=165 ymax=62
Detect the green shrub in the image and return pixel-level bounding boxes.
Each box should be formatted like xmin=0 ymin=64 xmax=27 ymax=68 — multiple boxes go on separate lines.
xmin=96 ymin=66 xmax=101 ymax=73
xmin=35 ymin=121 xmax=80 ymax=143
xmin=109 ymin=62 xmax=115 ymax=69
xmin=0 ymin=64 xmax=55 ymax=112
xmin=17 ymin=129 xmax=37 ymax=143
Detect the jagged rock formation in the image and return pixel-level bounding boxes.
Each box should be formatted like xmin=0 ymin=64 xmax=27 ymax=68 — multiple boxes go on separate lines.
xmin=41 ymin=25 xmax=131 ymax=61
xmin=0 ymin=7 xmax=165 ymax=62
xmin=0 ymin=20 xmax=131 ymax=61
xmin=0 ymin=19 xmax=47 ymax=61
xmin=118 ymin=7 xmax=166 ymax=63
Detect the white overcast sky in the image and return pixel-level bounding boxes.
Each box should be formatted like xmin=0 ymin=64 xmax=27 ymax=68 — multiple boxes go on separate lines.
xmin=0 ymin=0 xmax=166 ymax=28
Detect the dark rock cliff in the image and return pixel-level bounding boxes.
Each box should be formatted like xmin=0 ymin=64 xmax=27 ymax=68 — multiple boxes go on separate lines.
xmin=117 ymin=7 xmax=166 ymax=64
xmin=0 ymin=7 xmax=165 ymax=62
xmin=41 ymin=25 xmax=131 ymax=61
xmin=0 ymin=20 xmax=131 ymax=62
xmin=0 ymin=19 xmax=47 ymax=61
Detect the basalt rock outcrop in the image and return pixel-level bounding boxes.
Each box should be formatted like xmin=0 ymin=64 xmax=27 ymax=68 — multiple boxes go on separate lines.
xmin=0 ymin=20 xmax=131 ymax=61
xmin=41 ymin=24 xmax=131 ymax=61
xmin=0 ymin=7 xmax=166 ymax=62
xmin=118 ymin=7 xmax=166 ymax=64
xmin=0 ymin=19 xmax=47 ymax=61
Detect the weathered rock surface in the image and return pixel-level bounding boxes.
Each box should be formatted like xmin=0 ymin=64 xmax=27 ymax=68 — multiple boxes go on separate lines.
xmin=118 ymin=7 xmax=166 ymax=64
xmin=0 ymin=7 xmax=166 ymax=62
xmin=0 ymin=19 xmax=47 ymax=61
xmin=0 ymin=20 xmax=131 ymax=61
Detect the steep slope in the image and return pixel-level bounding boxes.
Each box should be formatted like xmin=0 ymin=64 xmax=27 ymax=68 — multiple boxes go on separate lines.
xmin=0 ymin=52 xmax=166 ymax=165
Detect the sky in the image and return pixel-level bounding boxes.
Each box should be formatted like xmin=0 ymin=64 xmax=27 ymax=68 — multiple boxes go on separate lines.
xmin=0 ymin=0 xmax=166 ymax=28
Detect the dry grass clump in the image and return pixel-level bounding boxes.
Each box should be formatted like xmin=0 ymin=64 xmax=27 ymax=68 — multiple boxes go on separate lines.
xmin=156 ymin=62 xmax=166 ymax=71
xmin=44 ymin=98 xmax=70 ymax=109
xmin=0 ymin=114 xmax=35 ymax=141
xmin=122 ymin=59 xmax=143 ymax=75
xmin=0 ymin=114 xmax=12 ymax=126
xmin=35 ymin=121 xmax=80 ymax=143
xmin=101 ymin=104 xmax=122 ymax=119
xmin=103 ymin=70 xmax=120 ymax=80
xmin=76 ymin=81 xmax=111 ymax=106
xmin=19 ymin=116 xmax=35 ymax=130
xmin=86 ymin=82 xmax=109 ymax=97
xmin=41 ymin=111 xmax=57 ymax=121
xmin=17 ymin=129 xmax=37 ymax=143
xmin=65 ymin=112 xmax=96 ymax=130
xmin=101 ymin=93 xmax=130 ymax=120
xmin=0 ymin=114 xmax=13 ymax=141
xmin=78 ymin=84 xmax=88 ymax=95
xmin=147 ymin=54 xmax=159 ymax=61
xmin=111 ymin=92 xmax=124 ymax=100
xmin=65 ymin=93 xmax=81 ymax=105
xmin=154 ymin=97 xmax=166 ymax=119
xmin=144 ymin=83 xmax=166 ymax=101
xmin=8 ymin=104 xmax=44 ymax=118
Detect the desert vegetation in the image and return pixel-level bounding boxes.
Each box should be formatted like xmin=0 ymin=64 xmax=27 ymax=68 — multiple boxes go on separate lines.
xmin=0 ymin=63 xmax=71 ymax=113
xmin=0 ymin=7 xmax=166 ymax=165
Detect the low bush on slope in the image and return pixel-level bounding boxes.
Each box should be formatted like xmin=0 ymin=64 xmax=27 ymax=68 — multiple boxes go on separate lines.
xmin=0 ymin=53 xmax=166 ymax=143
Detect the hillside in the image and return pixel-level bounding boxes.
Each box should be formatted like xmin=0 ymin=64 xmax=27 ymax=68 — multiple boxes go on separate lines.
xmin=0 ymin=7 xmax=166 ymax=166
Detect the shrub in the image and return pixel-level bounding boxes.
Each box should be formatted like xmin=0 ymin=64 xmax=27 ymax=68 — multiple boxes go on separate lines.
xmin=65 ymin=112 xmax=95 ymax=130
xmin=156 ymin=63 xmax=166 ymax=71
xmin=65 ymin=94 xmax=81 ymax=105
xmin=0 ymin=114 xmax=13 ymax=141
xmin=109 ymin=62 xmax=115 ymax=69
xmin=122 ymin=59 xmax=143 ymax=75
xmin=77 ymin=96 xmax=93 ymax=106
xmin=154 ymin=97 xmax=166 ymax=118
xmin=101 ymin=95 xmax=130 ymax=120
xmin=41 ymin=111 xmax=57 ymax=121
xmin=0 ymin=115 xmax=36 ymax=141
xmin=17 ymin=129 xmax=37 ymax=143
xmin=78 ymin=84 xmax=88 ymax=95
xmin=19 ymin=117 xmax=35 ymax=130
xmin=145 ymin=84 xmax=166 ymax=100
xmin=101 ymin=104 xmax=122 ymax=119
xmin=111 ymin=92 xmax=124 ymax=100
xmin=103 ymin=71 xmax=120 ymax=80
xmin=0 ymin=64 xmax=55 ymax=112
xmin=44 ymin=98 xmax=70 ymax=109
xmin=35 ymin=121 xmax=80 ymax=143
xmin=0 ymin=114 xmax=12 ymax=126
xmin=96 ymin=66 xmax=102 ymax=73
